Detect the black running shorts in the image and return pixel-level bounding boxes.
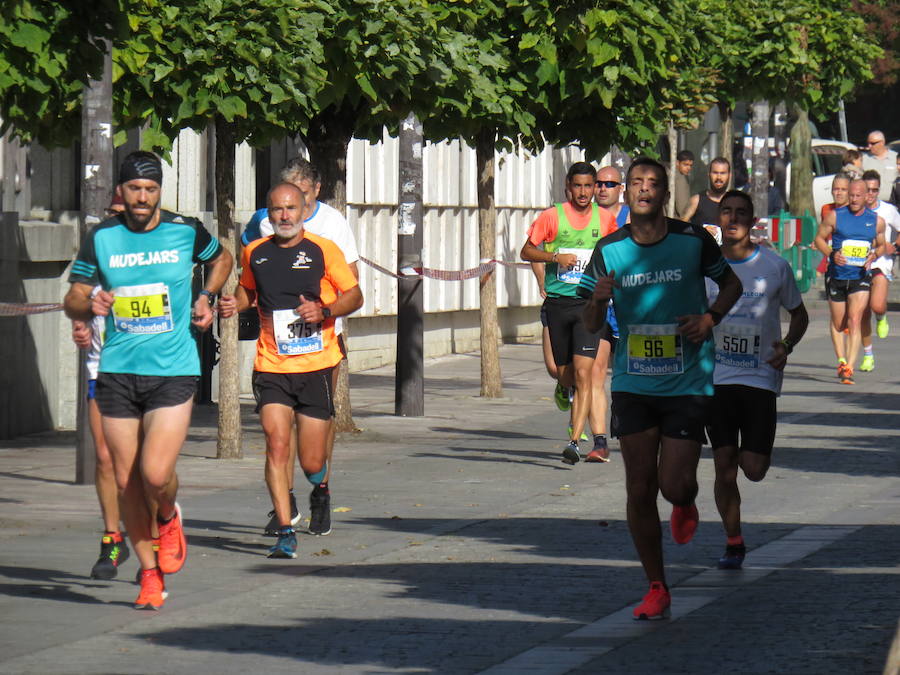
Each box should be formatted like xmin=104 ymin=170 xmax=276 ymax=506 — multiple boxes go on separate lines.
xmin=95 ymin=373 xmax=197 ymax=418
xmin=706 ymin=384 xmax=777 ymax=455
xmin=252 ymin=369 xmax=334 ymax=420
xmin=610 ymin=392 xmax=710 ymax=444
xmin=543 ymin=296 xmax=602 ymax=367
xmin=825 ymin=273 xmax=871 ymax=302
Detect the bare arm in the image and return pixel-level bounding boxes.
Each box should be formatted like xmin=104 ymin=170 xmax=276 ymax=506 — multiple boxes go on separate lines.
xmin=682 ymin=194 xmax=700 ymax=223
xmin=192 ymin=247 xmax=235 ymax=331
xmin=814 ymin=211 xmax=836 ymax=258
xmin=520 ymin=240 xmax=577 ymax=269
xmin=767 ymin=302 xmax=809 ymax=371
xmin=677 ymin=266 xmax=743 ymax=343
xmin=217 ymin=285 xmax=255 ymax=318
xmin=63 ymin=282 xmax=96 ymax=321
xmin=530 ymin=262 xmax=547 ymax=298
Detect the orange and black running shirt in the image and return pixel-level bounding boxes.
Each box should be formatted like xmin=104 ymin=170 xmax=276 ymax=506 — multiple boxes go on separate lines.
xmin=240 ymin=232 xmax=359 ymax=374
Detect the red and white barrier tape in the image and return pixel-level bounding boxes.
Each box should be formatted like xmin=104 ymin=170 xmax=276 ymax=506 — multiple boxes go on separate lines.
xmin=0 ymin=302 xmax=64 ymax=316
xmin=360 ymin=256 xmax=530 ymax=281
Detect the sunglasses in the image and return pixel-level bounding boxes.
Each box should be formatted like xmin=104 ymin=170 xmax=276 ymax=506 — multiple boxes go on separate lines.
xmin=595 ymin=180 xmax=621 ymax=188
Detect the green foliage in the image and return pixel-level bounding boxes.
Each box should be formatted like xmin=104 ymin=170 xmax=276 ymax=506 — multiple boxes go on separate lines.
xmin=0 ymin=0 xmax=119 ymax=146
xmin=114 ymin=0 xmax=330 ymax=151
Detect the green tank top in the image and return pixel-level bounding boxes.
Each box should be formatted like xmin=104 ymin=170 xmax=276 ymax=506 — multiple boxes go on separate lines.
xmin=544 ymin=203 xmax=603 ymax=298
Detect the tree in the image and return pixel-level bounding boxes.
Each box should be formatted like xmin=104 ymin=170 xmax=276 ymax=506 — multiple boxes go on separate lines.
xmin=115 ymin=0 xmax=328 ymax=458
xmin=0 ymin=0 xmax=119 ymax=146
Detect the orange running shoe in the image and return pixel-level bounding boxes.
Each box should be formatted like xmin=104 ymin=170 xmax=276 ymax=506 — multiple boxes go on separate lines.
xmin=633 ymin=582 xmax=671 ymax=620
xmin=839 ymin=366 xmax=855 ymax=385
xmin=134 ymin=567 xmax=165 ymax=610
xmin=670 ymin=503 xmax=699 ymax=544
xmin=157 ymin=503 xmax=187 ymax=574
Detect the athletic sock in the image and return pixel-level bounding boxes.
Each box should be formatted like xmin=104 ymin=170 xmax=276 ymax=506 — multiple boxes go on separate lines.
xmin=593 ymin=434 xmax=607 ymax=448
xmin=876 ymin=313 xmax=885 ymax=321
xmin=157 ymin=512 xmax=174 ymax=525
xmin=838 ymin=358 xmax=847 ymax=365
xmin=864 ymin=345 xmax=873 ymax=356
xmin=727 ymin=535 xmax=744 ymax=546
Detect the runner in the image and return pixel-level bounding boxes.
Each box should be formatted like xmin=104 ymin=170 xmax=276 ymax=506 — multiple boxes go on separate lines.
xmin=243 ymin=157 xmax=360 ymax=537
xmin=64 ymin=151 xmax=232 ymax=609
xmin=818 ymin=174 xmax=851 ymax=365
xmin=577 ymin=157 xmax=742 ymax=620
xmin=813 ymin=178 xmax=886 ymax=384
xmin=219 ymin=182 xmax=362 ymax=559
xmin=858 ymin=169 xmax=900 ymax=371
xmin=520 ymin=162 xmax=617 ymax=463
xmin=706 ymin=191 xmax=808 ymax=570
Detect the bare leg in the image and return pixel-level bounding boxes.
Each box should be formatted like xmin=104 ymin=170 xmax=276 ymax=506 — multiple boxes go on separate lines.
xmin=542 ymin=326 xmax=558 ymax=380
xmin=713 ymin=445 xmax=741 ymax=538
xmin=588 ymin=340 xmax=610 ymax=436
xmin=568 ymin=354 xmax=595 ymax=442
xmin=845 ymin=291 xmax=870 ymax=368
xmin=620 ymin=428 xmax=665 ymax=584
xmin=261 ymin=403 xmax=295 ymax=528
xmin=323 ymin=364 xmax=341 ymax=484
xmin=90 ymin=399 xmax=120 ymax=533
xmin=828 ymin=300 xmax=848 ymax=362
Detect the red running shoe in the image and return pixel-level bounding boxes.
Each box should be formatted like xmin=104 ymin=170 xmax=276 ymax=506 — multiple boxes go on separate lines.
xmin=157 ymin=503 xmax=187 ymax=574
xmin=134 ymin=567 xmax=165 ymax=610
xmin=670 ymin=503 xmax=699 ymax=544
xmin=633 ymin=581 xmax=671 ymax=620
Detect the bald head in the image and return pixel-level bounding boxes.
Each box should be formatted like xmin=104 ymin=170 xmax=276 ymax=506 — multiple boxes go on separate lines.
xmin=848 ymin=179 xmax=867 ymax=213
xmin=594 ymin=166 xmax=624 ymax=208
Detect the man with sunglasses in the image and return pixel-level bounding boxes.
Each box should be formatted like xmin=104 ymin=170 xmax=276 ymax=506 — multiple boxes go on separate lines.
xmin=594 ymin=166 xmax=629 ymax=228
xmin=862 ymin=131 xmax=898 ymax=202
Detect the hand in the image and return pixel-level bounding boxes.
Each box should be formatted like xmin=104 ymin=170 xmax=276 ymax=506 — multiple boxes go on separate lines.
xmin=766 ymin=340 xmax=788 ymax=371
xmin=555 ymin=253 xmax=577 ymax=268
xmin=676 ymin=312 xmax=715 ymax=343
xmin=832 ymin=250 xmax=847 ymax=266
xmin=591 ymin=270 xmax=618 ymax=303
xmin=92 ymin=289 xmax=114 ymax=317
xmin=296 ymin=294 xmax=324 ymax=323
xmin=191 ymin=296 xmax=214 ymax=331
xmin=218 ymin=294 xmax=238 ymax=319
xmin=71 ymin=320 xmax=92 ymax=349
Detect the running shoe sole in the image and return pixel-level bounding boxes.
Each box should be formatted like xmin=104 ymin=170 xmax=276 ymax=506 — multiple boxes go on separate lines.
xmin=585 ymin=448 xmax=610 ymax=463
xmin=634 ymin=607 xmax=671 ymax=621
xmin=561 ymin=446 xmax=581 ymax=464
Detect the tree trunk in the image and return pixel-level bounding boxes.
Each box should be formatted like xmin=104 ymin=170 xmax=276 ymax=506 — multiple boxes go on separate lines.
xmin=304 ymin=105 xmax=357 ymax=431
xmin=667 ymin=123 xmax=677 ymax=218
xmin=718 ymin=102 xmax=733 ymax=188
xmin=788 ymin=105 xmax=814 ymax=218
xmin=214 ymin=116 xmax=242 ymax=459
xmin=750 ymin=100 xmax=770 ymax=219
xmin=76 ymin=42 xmax=113 ymax=484
xmin=475 ymin=129 xmax=502 ymax=398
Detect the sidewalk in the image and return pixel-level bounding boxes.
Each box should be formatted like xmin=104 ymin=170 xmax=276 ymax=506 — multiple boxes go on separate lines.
xmin=1 ymin=320 xmax=899 ymax=674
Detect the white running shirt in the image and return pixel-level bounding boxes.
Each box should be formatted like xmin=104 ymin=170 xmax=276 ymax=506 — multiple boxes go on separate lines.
xmin=706 ymin=245 xmax=802 ymax=394
xmin=871 ymin=201 xmax=900 ymax=278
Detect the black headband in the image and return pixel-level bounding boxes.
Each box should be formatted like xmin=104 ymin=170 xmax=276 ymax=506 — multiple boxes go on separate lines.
xmin=119 ymin=153 xmax=163 ymax=185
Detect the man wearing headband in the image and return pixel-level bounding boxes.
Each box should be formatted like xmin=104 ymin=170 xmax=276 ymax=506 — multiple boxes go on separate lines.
xmin=64 ymin=151 xmax=233 ymax=610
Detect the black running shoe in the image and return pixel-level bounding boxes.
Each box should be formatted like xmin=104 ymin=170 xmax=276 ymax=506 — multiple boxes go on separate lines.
xmin=264 ymin=492 xmax=301 ymax=536
xmin=717 ymin=543 xmax=747 ymax=569
xmin=562 ymin=440 xmax=582 ymax=465
xmin=309 ymin=485 xmax=332 ymax=536
xmin=90 ymin=532 xmax=130 ymax=580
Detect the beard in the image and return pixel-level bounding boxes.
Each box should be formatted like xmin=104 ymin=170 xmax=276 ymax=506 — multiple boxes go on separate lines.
xmin=123 ymin=201 xmax=158 ymax=229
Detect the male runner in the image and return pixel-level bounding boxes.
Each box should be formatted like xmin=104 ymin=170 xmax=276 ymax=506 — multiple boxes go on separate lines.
xmin=521 ymin=162 xmax=617 ymax=463
xmin=220 ymin=183 xmax=362 ymax=559
xmin=594 ymin=166 xmax=629 ymax=227
xmin=244 ymin=158 xmax=360 ymax=537
xmin=684 ymin=157 xmax=731 ymax=229
xmin=64 ymin=151 xmax=232 ymax=609
xmin=706 ymin=191 xmax=808 ymax=569
xmin=578 ymin=157 xmax=742 ymax=620
xmin=858 ymin=170 xmax=900 ymax=371
xmin=814 ymin=179 xmax=885 ymax=384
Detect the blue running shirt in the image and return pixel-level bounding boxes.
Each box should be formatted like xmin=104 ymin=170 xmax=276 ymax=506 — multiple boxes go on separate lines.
xmin=577 ymin=219 xmax=730 ymax=396
xmin=830 ymin=206 xmax=878 ymax=280
xmin=69 ymin=211 xmax=222 ymax=376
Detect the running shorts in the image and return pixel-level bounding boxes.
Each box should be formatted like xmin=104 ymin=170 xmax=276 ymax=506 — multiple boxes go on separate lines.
xmin=825 ymin=274 xmax=871 ymax=302
xmin=95 ymin=373 xmax=197 ymax=418
xmin=610 ymin=392 xmax=710 ymax=444
xmin=252 ymin=369 xmax=334 ymax=420
xmin=543 ymin=296 xmax=602 ymax=367
xmin=706 ymin=384 xmax=777 ymax=455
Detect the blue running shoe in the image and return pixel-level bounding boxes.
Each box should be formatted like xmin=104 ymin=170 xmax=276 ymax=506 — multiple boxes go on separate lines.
xmin=717 ymin=543 xmax=746 ymax=569
xmin=561 ymin=440 xmax=581 ymax=464
xmin=267 ymin=527 xmax=297 ymax=559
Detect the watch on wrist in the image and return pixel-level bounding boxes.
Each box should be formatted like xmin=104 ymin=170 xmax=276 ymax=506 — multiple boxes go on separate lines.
xmin=199 ymin=289 xmax=215 ymax=305
xmin=321 ymin=306 xmax=332 ymax=319
xmin=707 ymin=309 xmax=723 ymax=325
xmin=781 ymin=338 xmax=794 ymax=354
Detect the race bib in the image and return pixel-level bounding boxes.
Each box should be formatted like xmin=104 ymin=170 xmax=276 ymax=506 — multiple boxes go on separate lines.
xmin=841 ymin=239 xmax=870 ymax=267
xmin=714 ymin=322 xmax=761 ymax=369
xmin=111 ymin=283 xmax=173 ymax=334
xmin=556 ymin=247 xmax=593 ymax=284
xmin=273 ymin=309 xmax=323 ymax=355
xmin=627 ymin=324 xmax=683 ymax=375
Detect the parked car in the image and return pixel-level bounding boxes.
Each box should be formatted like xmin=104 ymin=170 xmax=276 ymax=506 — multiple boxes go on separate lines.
xmin=785 ymin=139 xmax=858 ymax=218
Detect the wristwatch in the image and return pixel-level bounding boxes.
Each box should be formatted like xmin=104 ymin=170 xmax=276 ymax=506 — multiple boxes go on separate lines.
xmin=199 ymin=289 xmax=216 ymax=305
xmin=781 ymin=338 xmax=794 ymax=354
xmin=707 ymin=309 xmax=723 ymax=325
xmin=321 ymin=306 xmax=332 ymax=319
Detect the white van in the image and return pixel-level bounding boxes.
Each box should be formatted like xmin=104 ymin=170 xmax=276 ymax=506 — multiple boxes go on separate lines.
xmin=785 ymin=139 xmax=858 ymax=218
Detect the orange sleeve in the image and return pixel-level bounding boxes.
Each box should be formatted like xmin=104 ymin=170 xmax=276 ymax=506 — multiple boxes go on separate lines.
xmin=239 ymin=238 xmax=265 ymax=290
xmin=599 ymin=207 xmax=617 ymax=236
xmin=527 ymin=207 xmax=559 ymax=246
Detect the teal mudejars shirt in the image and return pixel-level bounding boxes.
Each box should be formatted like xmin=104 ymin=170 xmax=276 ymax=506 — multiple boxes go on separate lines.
xmin=69 ymin=211 xmax=222 ymax=376
xmin=577 ymin=219 xmax=730 ymax=396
